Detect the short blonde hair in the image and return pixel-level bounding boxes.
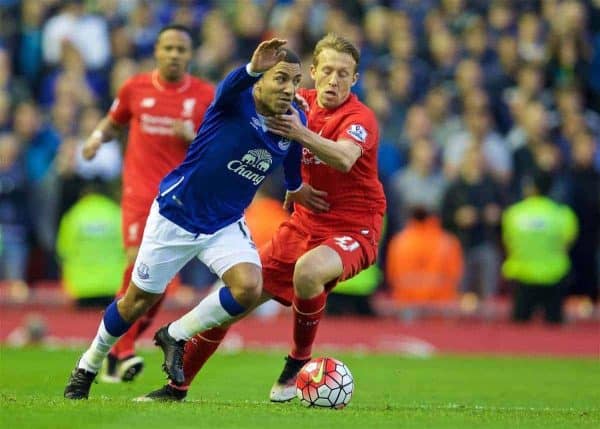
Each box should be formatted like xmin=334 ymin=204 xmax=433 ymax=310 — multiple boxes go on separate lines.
xmin=313 ymin=33 xmax=360 ymax=72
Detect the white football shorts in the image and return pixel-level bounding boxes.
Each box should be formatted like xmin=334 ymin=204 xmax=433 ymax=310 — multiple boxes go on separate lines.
xmin=131 ymin=201 xmax=260 ymax=294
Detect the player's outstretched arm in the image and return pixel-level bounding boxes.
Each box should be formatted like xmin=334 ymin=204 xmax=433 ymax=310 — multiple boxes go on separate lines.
xmin=264 ymin=109 xmax=361 ymax=172
xmin=248 ymin=38 xmax=287 ymax=74
xmin=82 ymin=116 xmax=123 ymax=160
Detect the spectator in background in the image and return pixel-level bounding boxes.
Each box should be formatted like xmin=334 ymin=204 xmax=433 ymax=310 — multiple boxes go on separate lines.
xmin=54 ymin=106 xmax=122 ymax=219
xmin=453 ymin=58 xmax=484 ymax=101
xmin=41 ymin=0 xmax=110 ymax=71
xmin=0 ymin=133 xmax=30 ymax=302
xmin=386 ymin=212 xmax=463 ymax=307
xmin=0 ymin=91 xmax=11 ymax=132
xmin=502 ymin=172 xmax=578 ymax=324
xmin=444 ymin=102 xmax=512 ymax=186
xmin=441 ymin=145 xmax=504 ymax=313
xmin=565 ymin=132 xmax=600 ymax=305
xmin=387 ymin=137 xmax=446 ymax=234
xmin=56 ymin=181 xmax=125 ymax=308
xmin=384 ymin=24 xmax=431 ymax=94
xmin=0 ymin=47 xmax=30 ymax=106
xmin=230 ymin=0 xmax=267 ymax=59
xmin=16 ymin=0 xmax=46 ymax=91
xmin=427 ymin=29 xmax=460 ymax=86
xmin=461 ymin=17 xmax=497 ymax=78
xmin=39 ymin=41 xmax=100 ymax=108
xmin=516 ymin=12 xmax=546 ymax=65
xmin=511 ymin=101 xmax=554 ymax=198
xmin=487 ymin=0 xmax=516 ymax=41
xmin=244 ymin=191 xmax=287 ymax=251
xmin=424 ymin=84 xmax=462 ymax=150
xmin=489 ymin=34 xmax=519 ymax=133
xmin=397 ymin=104 xmax=432 ymax=158
xmin=194 ymin=9 xmax=238 ymax=82
xmin=12 ymin=100 xmax=61 ymax=276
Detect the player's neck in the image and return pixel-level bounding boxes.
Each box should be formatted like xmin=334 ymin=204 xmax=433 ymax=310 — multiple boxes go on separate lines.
xmin=152 ymin=70 xmax=190 ymax=91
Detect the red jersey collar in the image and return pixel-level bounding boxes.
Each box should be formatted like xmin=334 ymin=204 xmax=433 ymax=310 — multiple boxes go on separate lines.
xmin=151 ymin=70 xmax=191 ymax=93
xmin=313 ymin=92 xmax=356 ymax=113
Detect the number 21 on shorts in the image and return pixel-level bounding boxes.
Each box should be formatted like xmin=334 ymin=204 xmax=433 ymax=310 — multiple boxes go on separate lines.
xmin=333 ymin=236 xmax=359 ymax=252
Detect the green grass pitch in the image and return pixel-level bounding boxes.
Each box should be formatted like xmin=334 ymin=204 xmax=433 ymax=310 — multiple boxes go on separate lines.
xmin=0 ymin=347 xmax=598 ymax=429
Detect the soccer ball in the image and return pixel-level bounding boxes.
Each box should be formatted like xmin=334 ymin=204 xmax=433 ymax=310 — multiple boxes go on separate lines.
xmin=295 ymin=357 xmax=354 ymax=409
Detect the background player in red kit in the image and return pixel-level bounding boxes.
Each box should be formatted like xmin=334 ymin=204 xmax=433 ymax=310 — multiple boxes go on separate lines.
xmin=139 ymin=33 xmax=385 ymax=402
xmin=81 ymin=24 xmax=214 ymax=382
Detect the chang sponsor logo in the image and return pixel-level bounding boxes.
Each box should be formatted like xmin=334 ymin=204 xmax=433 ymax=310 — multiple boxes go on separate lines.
xmin=227 ymin=149 xmax=272 ymax=185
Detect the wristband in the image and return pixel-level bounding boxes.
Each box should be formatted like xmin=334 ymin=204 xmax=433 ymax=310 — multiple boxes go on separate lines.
xmin=245 ymin=63 xmax=263 ymax=77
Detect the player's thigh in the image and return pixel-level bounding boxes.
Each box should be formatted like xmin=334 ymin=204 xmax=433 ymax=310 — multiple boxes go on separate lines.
xmin=260 ymin=221 xmax=311 ymax=306
xmin=131 ymin=202 xmax=198 ymax=294
xmin=196 ymin=218 xmax=261 ymax=280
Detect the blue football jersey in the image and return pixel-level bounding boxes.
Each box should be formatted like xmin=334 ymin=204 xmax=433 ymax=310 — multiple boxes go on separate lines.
xmin=156 ymin=65 xmax=304 ymax=235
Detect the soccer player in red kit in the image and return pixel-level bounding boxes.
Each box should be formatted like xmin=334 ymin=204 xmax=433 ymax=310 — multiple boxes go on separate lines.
xmin=82 ymin=24 xmax=214 ymax=382
xmin=139 ymin=33 xmax=385 ymax=402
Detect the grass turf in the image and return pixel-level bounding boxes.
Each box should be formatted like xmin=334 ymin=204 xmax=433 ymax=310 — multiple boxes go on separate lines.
xmin=0 ymin=347 xmax=598 ymax=429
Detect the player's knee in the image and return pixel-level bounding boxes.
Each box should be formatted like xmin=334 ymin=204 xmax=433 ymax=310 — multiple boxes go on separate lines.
xmin=227 ymin=269 xmax=262 ymax=308
xmin=293 ymin=262 xmax=325 ymax=299
xmin=222 ymin=263 xmax=263 ymax=308
xmin=229 ymin=279 xmax=262 ymax=308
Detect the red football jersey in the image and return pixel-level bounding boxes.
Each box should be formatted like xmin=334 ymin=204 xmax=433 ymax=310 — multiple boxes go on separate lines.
xmin=109 ymin=70 xmax=214 ymax=209
xmin=293 ymin=88 xmax=386 ymax=237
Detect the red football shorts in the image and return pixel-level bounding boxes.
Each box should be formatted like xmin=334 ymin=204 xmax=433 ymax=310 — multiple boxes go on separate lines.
xmin=121 ymin=201 xmax=152 ymax=248
xmin=260 ymin=217 xmax=378 ymax=306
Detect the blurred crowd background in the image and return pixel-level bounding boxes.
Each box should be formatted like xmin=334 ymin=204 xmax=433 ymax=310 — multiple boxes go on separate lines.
xmin=0 ymin=0 xmax=598 ymax=322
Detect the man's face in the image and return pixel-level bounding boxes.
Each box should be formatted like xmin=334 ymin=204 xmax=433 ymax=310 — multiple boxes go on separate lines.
xmin=311 ymin=48 xmax=358 ymax=109
xmin=154 ymin=29 xmax=192 ymax=82
xmin=254 ymin=61 xmax=302 ymax=115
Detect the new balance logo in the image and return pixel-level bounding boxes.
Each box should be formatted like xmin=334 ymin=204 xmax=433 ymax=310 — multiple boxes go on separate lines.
xmin=141 ymin=97 xmax=156 ymax=108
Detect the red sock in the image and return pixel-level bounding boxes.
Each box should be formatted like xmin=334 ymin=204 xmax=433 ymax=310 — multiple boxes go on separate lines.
xmin=291 ymin=292 xmax=327 ymax=360
xmin=171 ymin=326 xmax=229 ymax=389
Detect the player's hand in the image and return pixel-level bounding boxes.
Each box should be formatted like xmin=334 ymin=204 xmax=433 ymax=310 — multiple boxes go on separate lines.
xmin=284 ymin=183 xmax=329 ymax=213
xmin=250 ymin=38 xmax=287 ymax=73
xmin=264 ymin=107 xmax=305 ymax=141
xmin=294 ymin=93 xmax=309 ymax=112
xmin=172 ymin=119 xmax=195 ymax=143
xmin=82 ymin=131 xmax=103 ymax=160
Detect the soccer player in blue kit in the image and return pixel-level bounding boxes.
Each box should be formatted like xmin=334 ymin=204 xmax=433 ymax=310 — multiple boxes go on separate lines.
xmin=64 ymin=38 xmax=329 ymax=399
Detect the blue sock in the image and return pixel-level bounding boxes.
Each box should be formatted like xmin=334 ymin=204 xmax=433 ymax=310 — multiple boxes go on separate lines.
xmin=218 ymin=287 xmax=246 ymax=316
xmin=103 ymin=300 xmax=132 ymax=337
